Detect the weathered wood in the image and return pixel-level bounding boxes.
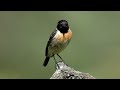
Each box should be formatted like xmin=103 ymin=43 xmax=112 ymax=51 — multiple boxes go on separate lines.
xmin=50 ymin=61 xmax=95 ymax=79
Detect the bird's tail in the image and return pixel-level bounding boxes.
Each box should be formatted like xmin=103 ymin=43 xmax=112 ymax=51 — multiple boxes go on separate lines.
xmin=43 ymin=57 xmax=50 ymax=67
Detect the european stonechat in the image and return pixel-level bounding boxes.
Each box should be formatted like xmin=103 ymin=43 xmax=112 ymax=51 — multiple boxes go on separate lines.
xmin=43 ymin=20 xmax=72 ymax=67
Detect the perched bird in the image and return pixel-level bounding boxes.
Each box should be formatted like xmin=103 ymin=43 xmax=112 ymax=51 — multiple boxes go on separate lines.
xmin=43 ymin=20 xmax=72 ymax=67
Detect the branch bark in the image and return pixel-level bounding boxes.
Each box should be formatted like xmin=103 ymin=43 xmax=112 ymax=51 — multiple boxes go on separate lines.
xmin=50 ymin=61 xmax=95 ymax=79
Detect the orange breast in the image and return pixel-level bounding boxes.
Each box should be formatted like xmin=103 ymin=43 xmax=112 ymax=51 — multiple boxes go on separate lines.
xmin=57 ymin=29 xmax=72 ymax=43
xmin=63 ymin=29 xmax=72 ymax=42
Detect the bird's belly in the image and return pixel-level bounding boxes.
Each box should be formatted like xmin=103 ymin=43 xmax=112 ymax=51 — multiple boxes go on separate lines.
xmin=48 ymin=41 xmax=68 ymax=56
xmin=48 ymin=29 xmax=72 ymax=57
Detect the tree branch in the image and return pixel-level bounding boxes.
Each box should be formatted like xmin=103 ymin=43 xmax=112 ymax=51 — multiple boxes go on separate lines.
xmin=50 ymin=61 xmax=95 ymax=79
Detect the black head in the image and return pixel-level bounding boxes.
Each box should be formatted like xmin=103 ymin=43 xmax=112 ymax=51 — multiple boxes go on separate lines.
xmin=57 ymin=20 xmax=69 ymax=33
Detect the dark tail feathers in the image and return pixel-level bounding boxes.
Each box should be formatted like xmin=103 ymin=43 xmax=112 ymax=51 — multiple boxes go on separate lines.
xmin=43 ymin=57 xmax=50 ymax=67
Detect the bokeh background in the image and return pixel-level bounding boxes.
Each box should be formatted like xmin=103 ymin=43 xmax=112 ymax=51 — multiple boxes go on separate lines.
xmin=0 ymin=11 xmax=120 ymax=79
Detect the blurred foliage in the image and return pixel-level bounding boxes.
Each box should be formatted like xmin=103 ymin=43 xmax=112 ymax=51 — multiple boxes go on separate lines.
xmin=0 ymin=11 xmax=120 ymax=79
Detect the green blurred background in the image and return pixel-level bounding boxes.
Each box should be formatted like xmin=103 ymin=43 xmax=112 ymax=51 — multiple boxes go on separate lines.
xmin=0 ymin=11 xmax=120 ymax=79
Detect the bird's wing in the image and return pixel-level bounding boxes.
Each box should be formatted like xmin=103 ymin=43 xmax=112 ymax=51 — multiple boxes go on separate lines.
xmin=45 ymin=29 xmax=57 ymax=56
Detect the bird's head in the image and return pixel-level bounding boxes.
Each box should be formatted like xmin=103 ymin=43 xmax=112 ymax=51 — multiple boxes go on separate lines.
xmin=57 ymin=20 xmax=69 ymax=33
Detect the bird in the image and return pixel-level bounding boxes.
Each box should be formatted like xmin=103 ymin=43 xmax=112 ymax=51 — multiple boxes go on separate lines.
xmin=43 ymin=20 xmax=72 ymax=67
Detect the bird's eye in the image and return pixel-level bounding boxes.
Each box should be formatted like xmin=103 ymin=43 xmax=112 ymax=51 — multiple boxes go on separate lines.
xmin=60 ymin=26 xmax=63 ymax=29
